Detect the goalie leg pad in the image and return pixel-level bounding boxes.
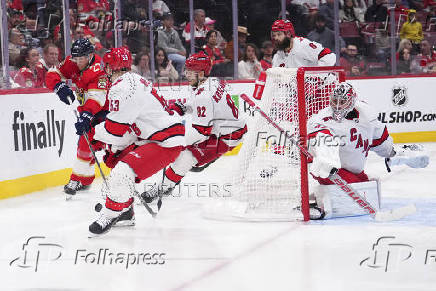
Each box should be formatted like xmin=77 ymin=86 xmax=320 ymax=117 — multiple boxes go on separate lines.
xmin=315 ymin=180 xmax=380 ymax=219
xmin=312 ymin=168 xmax=369 ymax=185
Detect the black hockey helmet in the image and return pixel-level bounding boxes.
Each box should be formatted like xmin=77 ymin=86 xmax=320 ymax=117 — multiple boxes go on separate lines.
xmin=71 ymin=38 xmax=95 ymax=58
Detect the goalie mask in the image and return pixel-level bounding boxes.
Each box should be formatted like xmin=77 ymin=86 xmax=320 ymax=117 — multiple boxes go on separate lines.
xmin=330 ymin=82 xmax=357 ymax=122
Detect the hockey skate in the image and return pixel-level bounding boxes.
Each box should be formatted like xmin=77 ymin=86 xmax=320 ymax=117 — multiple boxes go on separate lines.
xmin=64 ymin=179 xmax=90 ymax=196
xmin=89 ymin=207 xmax=128 ymax=236
xmin=309 ymin=202 xmax=325 ymax=220
xmin=137 ymin=184 xmax=174 ymax=213
xmin=115 ymin=206 xmax=136 ymax=227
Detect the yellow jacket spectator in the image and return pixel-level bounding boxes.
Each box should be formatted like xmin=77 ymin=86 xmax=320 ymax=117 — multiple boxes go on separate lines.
xmin=400 ymin=9 xmax=423 ymax=44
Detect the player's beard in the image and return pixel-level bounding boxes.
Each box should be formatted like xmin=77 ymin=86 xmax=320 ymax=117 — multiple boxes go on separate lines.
xmin=276 ymin=37 xmax=291 ymax=51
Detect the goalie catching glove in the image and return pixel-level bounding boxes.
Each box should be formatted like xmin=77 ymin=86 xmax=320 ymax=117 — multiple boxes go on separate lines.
xmin=385 ymin=144 xmax=430 ymax=172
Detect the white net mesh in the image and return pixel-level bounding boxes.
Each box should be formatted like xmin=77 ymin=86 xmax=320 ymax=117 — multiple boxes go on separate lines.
xmin=204 ymin=67 xmax=342 ymax=221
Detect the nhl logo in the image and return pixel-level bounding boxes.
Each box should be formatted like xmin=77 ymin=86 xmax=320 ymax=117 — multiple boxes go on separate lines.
xmin=392 ymin=85 xmax=407 ymax=107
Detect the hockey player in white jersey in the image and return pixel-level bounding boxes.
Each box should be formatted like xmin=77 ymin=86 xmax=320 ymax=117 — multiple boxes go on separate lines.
xmin=307 ymin=82 xmax=429 ymax=219
xmin=252 ymin=19 xmax=337 ymax=101
xmin=271 ymin=19 xmax=336 ymax=68
xmin=139 ymin=51 xmax=247 ymax=206
xmin=88 ymin=47 xmax=185 ymax=235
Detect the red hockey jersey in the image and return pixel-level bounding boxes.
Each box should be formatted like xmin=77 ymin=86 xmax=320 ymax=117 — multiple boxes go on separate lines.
xmin=46 ymin=54 xmax=108 ymax=114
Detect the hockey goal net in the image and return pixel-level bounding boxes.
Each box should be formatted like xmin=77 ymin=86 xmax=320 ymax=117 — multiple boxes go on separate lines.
xmin=205 ymin=66 xmax=345 ymax=221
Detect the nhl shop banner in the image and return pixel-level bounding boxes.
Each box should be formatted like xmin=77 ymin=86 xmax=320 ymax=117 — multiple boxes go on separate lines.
xmin=348 ymin=77 xmax=436 ymax=133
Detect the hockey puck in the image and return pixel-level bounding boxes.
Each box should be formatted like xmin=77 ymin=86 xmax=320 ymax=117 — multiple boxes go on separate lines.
xmin=95 ymin=203 xmax=102 ymax=212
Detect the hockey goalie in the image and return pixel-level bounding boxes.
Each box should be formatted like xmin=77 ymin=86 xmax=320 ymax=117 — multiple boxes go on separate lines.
xmin=307 ymin=82 xmax=429 ymax=219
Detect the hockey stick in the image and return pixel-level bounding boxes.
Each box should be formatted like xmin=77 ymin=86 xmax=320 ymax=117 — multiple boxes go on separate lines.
xmin=240 ymin=93 xmax=416 ymax=221
xmin=68 ymin=97 xmax=107 ymax=211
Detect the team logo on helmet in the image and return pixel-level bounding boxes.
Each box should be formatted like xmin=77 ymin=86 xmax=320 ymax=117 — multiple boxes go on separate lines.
xmin=392 ymin=85 xmax=407 ymax=107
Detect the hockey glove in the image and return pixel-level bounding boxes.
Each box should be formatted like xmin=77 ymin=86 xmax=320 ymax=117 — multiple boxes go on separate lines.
xmin=168 ymin=100 xmax=187 ymax=116
xmin=54 ymin=82 xmax=75 ymax=105
xmin=75 ymin=111 xmax=93 ymax=135
xmin=103 ymin=144 xmax=137 ymax=168
xmin=385 ymin=144 xmax=429 ymax=172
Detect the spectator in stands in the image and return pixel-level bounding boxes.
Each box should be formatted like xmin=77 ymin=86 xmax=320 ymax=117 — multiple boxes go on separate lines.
xmin=9 ymin=27 xmax=27 ymax=67
xmin=155 ymin=47 xmax=179 ymax=83
xmin=319 ymin=0 xmax=335 ymax=29
xmin=408 ymin=0 xmax=425 ymax=10
xmin=260 ymin=40 xmax=274 ymax=71
xmin=400 ymin=9 xmax=424 ymax=54
xmin=36 ymin=43 xmax=59 ymax=85
xmin=158 ymin=12 xmax=186 ymax=77
xmin=286 ymin=0 xmax=309 ymax=36
xmin=238 ymin=43 xmax=262 ymax=80
xmin=152 ymin=0 xmax=170 ymax=18
xmin=202 ymin=30 xmax=229 ymax=67
xmin=308 ymin=14 xmax=346 ymax=52
xmin=364 ymin=0 xmax=388 ymax=22
xmin=224 ymin=26 xmax=249 ymax=62
xmin=339 ymin=43 xmax=367 ymax=76
xmin=132 ymin=50 xmax=152 ymax=79
xmin=8 ymin=9 xmax=25 ymax=31
xmin=397 ymin=38 xmax=413 ymax=58
xmin=77 ymin=0 xmax=109 ymax=14
xmin=13 ymin=47 xmax=45 ymax=88
xmin=397 ymin=47 xmax=412 ymax=73
xmin=205 ymin=17 xmax=226 ymax=50
xmin=182 ymin=9 xmax=209 ymax=52
xmin=410 ymin=40 xmax=436 ymax=72
xmin=339 ymin=0 xmax=365 ymax=23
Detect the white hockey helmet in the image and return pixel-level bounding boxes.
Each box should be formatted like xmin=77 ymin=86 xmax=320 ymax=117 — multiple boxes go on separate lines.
xmin=330 ymin=82 xmax=357 ymax=122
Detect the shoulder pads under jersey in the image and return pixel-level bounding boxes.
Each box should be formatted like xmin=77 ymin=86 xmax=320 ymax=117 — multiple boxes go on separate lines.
xmin=109 ymin=72 xmax=138 ymax=101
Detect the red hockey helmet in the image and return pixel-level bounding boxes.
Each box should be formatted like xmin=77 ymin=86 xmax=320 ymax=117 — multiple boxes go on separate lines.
xmin=271 ymin=19 xmax=295 ymax=37
xmin=185 ymin=51 xmax=212 ymax=76
xmin=103 ymin=47 xmax=132 ymax=71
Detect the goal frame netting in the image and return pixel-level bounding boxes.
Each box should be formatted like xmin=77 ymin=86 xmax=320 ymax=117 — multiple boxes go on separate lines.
xmin=204 ymin=66 xmax=345 ymax=222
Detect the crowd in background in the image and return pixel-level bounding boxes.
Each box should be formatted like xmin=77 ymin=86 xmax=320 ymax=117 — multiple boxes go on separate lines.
xmin=3 ymin=0 xmax=436 ymax=89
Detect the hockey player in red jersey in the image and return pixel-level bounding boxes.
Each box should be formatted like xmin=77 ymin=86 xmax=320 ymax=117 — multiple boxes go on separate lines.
xmin=88 ymin=47 xmax=185 ymax=235
xmin=46 ymin=38 xmax=108 ymax=195
xmin=307 ymin=82 xmax=429 ymax=219
xmin=139 ymin=51 xmax=247 ymax=207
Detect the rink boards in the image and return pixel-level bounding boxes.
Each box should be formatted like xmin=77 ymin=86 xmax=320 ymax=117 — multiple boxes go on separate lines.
xmin=0 ymin=76 xmax=435 ymax=198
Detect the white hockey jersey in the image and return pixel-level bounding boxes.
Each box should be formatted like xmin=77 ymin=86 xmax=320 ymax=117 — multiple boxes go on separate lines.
xmin=307 ymin=100 xmax=393 ymax=174
xmin=94 ymin=72 xmax=185 ymax=149
xmin=184 ymin=78 xmax=247 ymax=147
xmin=272 ymin=37 xmax=336 ymax=68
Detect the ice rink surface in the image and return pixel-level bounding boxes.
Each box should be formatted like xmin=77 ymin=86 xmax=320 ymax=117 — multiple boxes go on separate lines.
xmin=1 ymin=143 xmax=436 ymax=291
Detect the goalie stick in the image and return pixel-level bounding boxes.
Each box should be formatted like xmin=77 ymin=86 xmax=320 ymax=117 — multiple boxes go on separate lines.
xmin=240 ymin=93 xmax=416 ymax=222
